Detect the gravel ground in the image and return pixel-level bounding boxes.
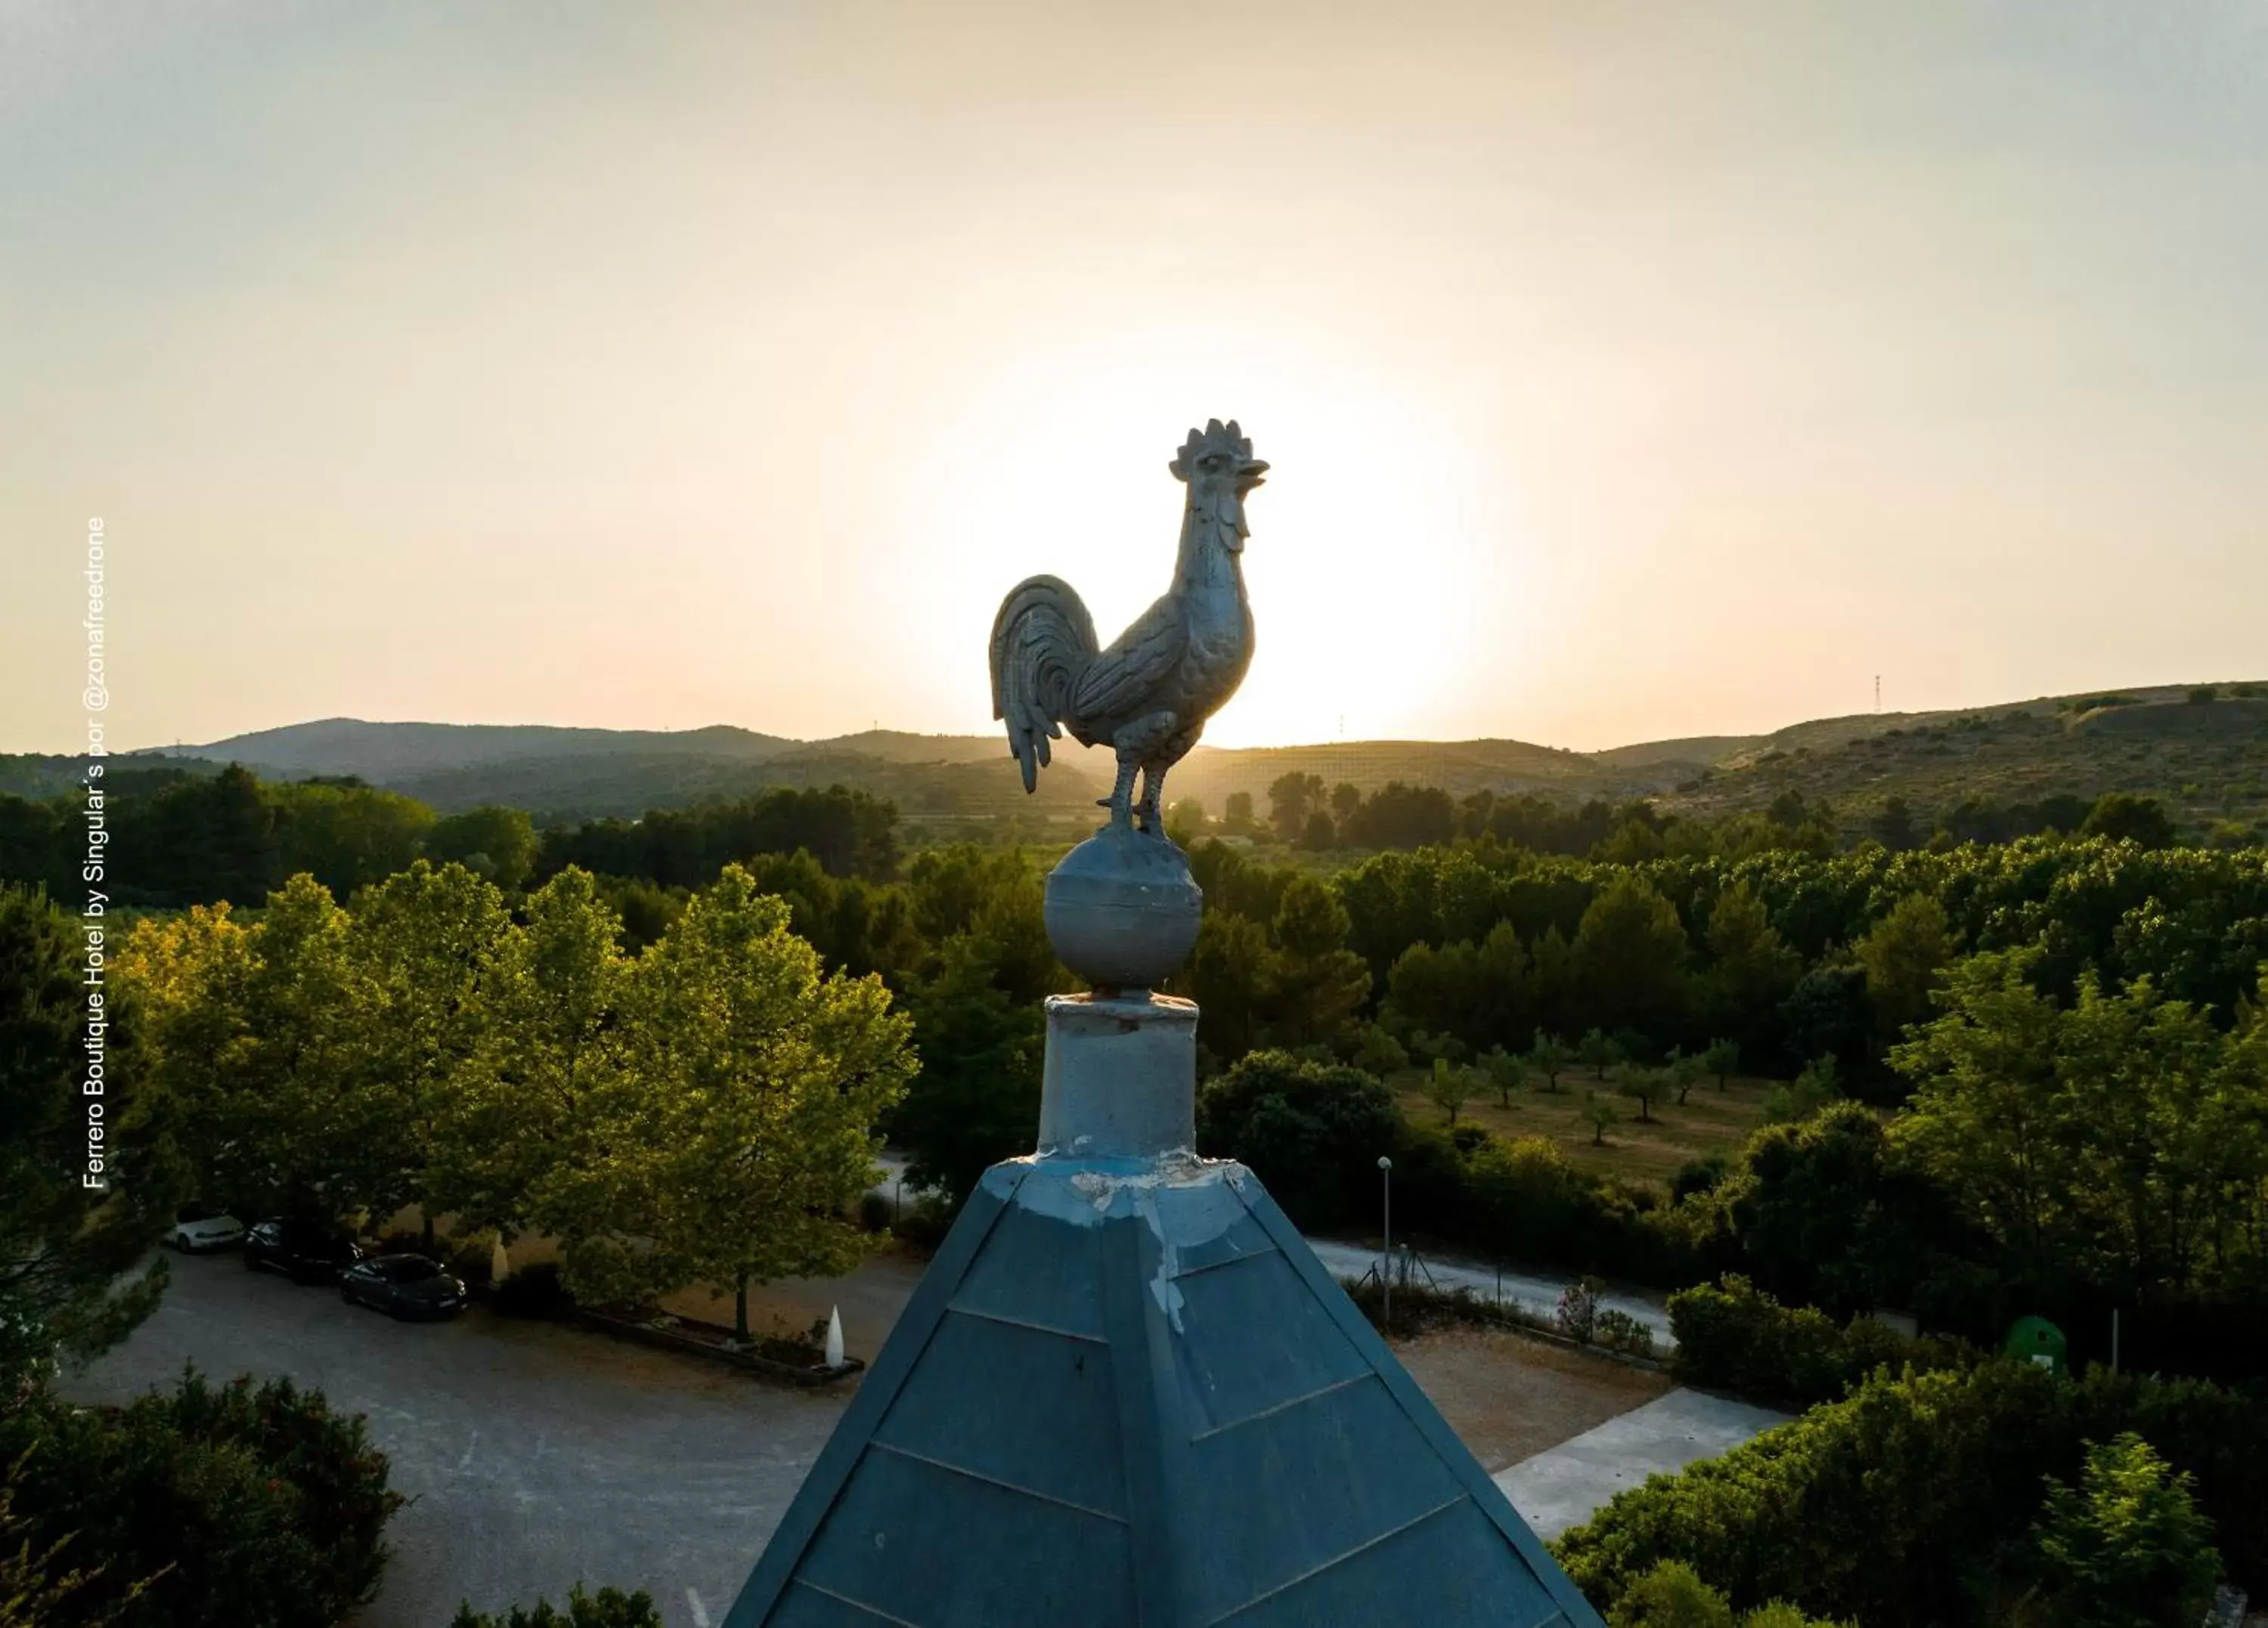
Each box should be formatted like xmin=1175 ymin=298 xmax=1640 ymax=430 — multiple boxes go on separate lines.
xmin=1394 ymin=1326 xmax=1672 ymax=1472
xmin=65 ymin=1250 xmax=847 ymax=1628
xmin=66 ymin=1241 xmax=1672 ymax=1625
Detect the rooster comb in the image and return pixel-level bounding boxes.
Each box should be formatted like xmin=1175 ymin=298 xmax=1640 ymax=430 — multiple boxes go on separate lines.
xmin=1169 ymin=418 xmax=1256 ymax=481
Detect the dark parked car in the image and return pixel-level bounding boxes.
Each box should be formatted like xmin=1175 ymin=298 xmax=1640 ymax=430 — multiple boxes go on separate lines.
xmin=339 ymin=1254 xmax=467 ymax=1320
xmin=242 ymin=1219 xmax=364 ymax=1283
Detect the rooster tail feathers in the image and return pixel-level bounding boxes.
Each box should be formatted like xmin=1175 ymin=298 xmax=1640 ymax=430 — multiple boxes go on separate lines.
xmin=990 ymin=574 xmax=1098 ymax=793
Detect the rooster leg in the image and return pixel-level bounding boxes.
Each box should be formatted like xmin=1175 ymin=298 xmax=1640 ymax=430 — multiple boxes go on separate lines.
xmin=1104 ymin=712 xmax=1181 ymax=833
xmin=1135 ymin=726 xmax=1200 ymax=836
xmin=1099 ymin=754 xmax=1140 ymax=829
xmin=1135 ymin=766 xmax=1170 ymax=834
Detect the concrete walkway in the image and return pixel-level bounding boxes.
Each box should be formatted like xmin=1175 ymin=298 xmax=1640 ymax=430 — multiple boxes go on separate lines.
xmin=1492 ymin=1387 xmax=1791 ymax=1540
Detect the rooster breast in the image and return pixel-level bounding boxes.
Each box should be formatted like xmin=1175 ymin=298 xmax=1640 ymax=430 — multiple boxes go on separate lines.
xmin=1068 ymin=571 xmax=1251 ymax=748
xmin=1067 ymin=593 xmax=1187 ymax=741
xmin=1171 ymin=586 xmax=1254 ymax=730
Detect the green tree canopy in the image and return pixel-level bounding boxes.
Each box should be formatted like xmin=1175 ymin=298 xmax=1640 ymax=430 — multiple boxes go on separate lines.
xmin=1574 ymin=874 xmax=1691 ymax=1036
xmin=1892 ymin=949 xmax=2267 ymax=1296
xmin=1194 ymin=1051 xmax=1400 ymax=1232
xmin=1702 ymin=882 xmax=1801 ymax=1054
xmin=1 ymin=886 xmax=178 ymax=1394
xmin=1267 ymin=771 xmax=1325 ymax=843
xmin=2082 ymin=792 xmax=2178 ymax=850
xmin=1259 ymin=877 xmax=1371 ymax=1052
xmin=1854 ymin=893 xmax=1954 ymax=1040
xmin=424 ymin=804 xmax=540 ymax=891
xmin=2028 ymin=1432 xmax=2220 ymax=1628
xmin=568 ymin=865 xmax=916 ymax=1336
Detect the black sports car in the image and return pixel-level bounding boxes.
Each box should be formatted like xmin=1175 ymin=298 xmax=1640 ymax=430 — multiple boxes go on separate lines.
xmin=242 ymin=1219 xmax=364 ymax=1283
xmin=339 ymin=1254 xmax=467 ymax=1320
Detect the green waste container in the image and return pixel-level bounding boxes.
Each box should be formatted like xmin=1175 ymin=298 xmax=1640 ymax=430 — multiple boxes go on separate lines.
xmin=2005 ymin=1315 xmax=2068 ymax=1376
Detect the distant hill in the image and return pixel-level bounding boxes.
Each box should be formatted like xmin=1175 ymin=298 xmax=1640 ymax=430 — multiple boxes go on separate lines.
xmin=163 ymin=718 xmax=795 ymax=780
xmin=0 ymin=752 xmax=223 ymax=800
xmin=801 ymin=730 xmax=1009 ymax=765
xmin=1168 ymin=738 xmax=1656 ymax=809
xmin=1590 ymin=735 xmax=1763 ymax=772
xmin=1662 ymin=684 xmax=2268 ymax=837
xmin=58 ymin=679 xmax=2258 ymax=833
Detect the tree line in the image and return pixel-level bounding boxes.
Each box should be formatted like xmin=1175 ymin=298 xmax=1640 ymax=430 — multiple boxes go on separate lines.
xmin=113 ymin=862 xmax=912 ymax=1340
xmin=2 ymin=877 xmax=684 ymax=1626
xmin=13 ymin=756 xmax=2268 ymax=1376
xmin=1170 ymin=825 xmax=2268 ymax=1377
xmin=1167 ymin=772 xmax=2199 ymax=860
xmin=0 ymin=763 xmax=900 ymax=908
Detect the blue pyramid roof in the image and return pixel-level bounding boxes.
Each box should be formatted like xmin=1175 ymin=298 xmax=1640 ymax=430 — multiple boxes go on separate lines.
xmin=724 ymin=1156 xmax=1603 ymax=1628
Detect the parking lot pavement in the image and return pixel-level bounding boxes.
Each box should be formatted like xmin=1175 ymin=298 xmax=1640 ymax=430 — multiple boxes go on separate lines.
xmin=64 ymin=1250 xmax=848 ymax=1628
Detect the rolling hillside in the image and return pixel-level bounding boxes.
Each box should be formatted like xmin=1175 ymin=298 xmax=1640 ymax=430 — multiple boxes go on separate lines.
xmin=1662 ymin=686 xmax=2268 ymax=836
xmin=65 ymin=678 xmax=2263 ymax=834
xmin=156 ymin=717 xmax=795 ymax=779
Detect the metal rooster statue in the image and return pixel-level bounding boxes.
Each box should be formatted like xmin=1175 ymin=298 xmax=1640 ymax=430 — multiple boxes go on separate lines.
xmin=724 ymin=419 xmax=1607 ymax=1628
xmin=989 ymin=418 xmax=1267 ymax=834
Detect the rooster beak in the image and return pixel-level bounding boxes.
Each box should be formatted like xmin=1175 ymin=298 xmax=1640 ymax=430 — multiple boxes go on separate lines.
xmin=1238 ymin=460 xmax=1269 ymax=487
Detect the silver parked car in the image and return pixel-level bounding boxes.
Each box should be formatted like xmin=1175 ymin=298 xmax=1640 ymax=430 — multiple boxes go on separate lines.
xmin=169 ymin=1205 xmax=246 ymax=1253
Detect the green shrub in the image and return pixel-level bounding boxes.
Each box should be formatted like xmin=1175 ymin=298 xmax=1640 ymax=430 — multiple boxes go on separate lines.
xmin=1610 ymin=1561 xmax=1733 ymax=1627
xmin=0 ymin=1450 xmax=116 ymax=1627
xmin=1195 ymin=1050 xmax=1401 ymax=1232
xmin=1342 ymin=1275 xmax=1559 ymax=1343
xmin=1668 ymin=1276 xmax=1966 ymax=1407
xmin=447 ymin=1230 xmax=500 ymax=1287
xmin=449 ymin=1583 xmax=665 ymax=1627
xmin=1554 ymin=1360 xmax=2268 ymax=1626
xmin=0 ymin=1366 xmax=403 ymax=1627
xmin=494 ymin=1261 xmax=573 ymax=1318
xmin=2027 ymin=1432 xmax=2220 ymax=1628
xmin=1595 ymin=1308 xmax=1657 ymax=1359
xmin=1455 ymin=1132 xmax=1712 ymax=1289
xmin=1608 ymin=1561 xmax=1850 ymax=1626
xmin=891 ymin=1193 xmax=957 ymax=1251
xmin=857 ymin=1191 xmax=891 ymax=1233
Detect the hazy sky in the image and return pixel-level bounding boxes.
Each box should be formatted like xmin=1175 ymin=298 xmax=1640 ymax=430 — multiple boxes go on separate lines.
xmin=4 ymin=1 xmax=2264 ymax=755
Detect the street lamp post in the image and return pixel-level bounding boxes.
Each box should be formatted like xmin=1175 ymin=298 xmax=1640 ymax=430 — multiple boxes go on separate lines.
xmin=1377 ymin=1155 xmax=1394 ymax=1330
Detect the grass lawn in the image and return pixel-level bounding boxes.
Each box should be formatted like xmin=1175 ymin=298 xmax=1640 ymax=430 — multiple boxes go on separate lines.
xmin=1389 ymin=1067 xmax=1777 ymax=1190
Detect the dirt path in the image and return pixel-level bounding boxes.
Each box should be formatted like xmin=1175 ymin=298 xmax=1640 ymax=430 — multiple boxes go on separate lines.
xmin=1393 ymin=1325 xmax=1672 ymax=1472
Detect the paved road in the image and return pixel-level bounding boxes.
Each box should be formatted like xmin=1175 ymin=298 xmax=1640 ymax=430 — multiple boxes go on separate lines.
xmin=1305 ymin=1240 xmax=1678 ymax=1349
xmin=67 ymin=1250 xmax=847 ymax=1628
xmin=869 ymin=1150 xmax=1678 ymax=1349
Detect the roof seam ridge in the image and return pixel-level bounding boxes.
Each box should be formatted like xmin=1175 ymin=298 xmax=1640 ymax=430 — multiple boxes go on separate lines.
xmin=940 ymin=1302 xmax=1110 ymax=1345
xmin=867 ymin=1441 xmax=1131 ymax=1526
xmin=1167 ymin=1243 xmax=1282 ymax=1282
xmin=1185 ymin=1373 xmax=1374 ymax=1444
xmin=784 ymin=1576 xmax=925 ymax=1626
xmin=1198 ymin=1493 xmax=1467 ymax=1626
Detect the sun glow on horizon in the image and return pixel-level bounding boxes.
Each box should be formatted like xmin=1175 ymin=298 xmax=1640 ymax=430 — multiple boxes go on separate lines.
xmin=889 ymin=326 xmax=1535 ymax=752
xmin=2 ymin=2 xmax=2264 ymax=755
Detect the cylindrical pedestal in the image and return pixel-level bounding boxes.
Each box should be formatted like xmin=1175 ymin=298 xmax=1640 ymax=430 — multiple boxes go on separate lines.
xmin=1035 ymin=992 xmax=1198 ymax=1162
